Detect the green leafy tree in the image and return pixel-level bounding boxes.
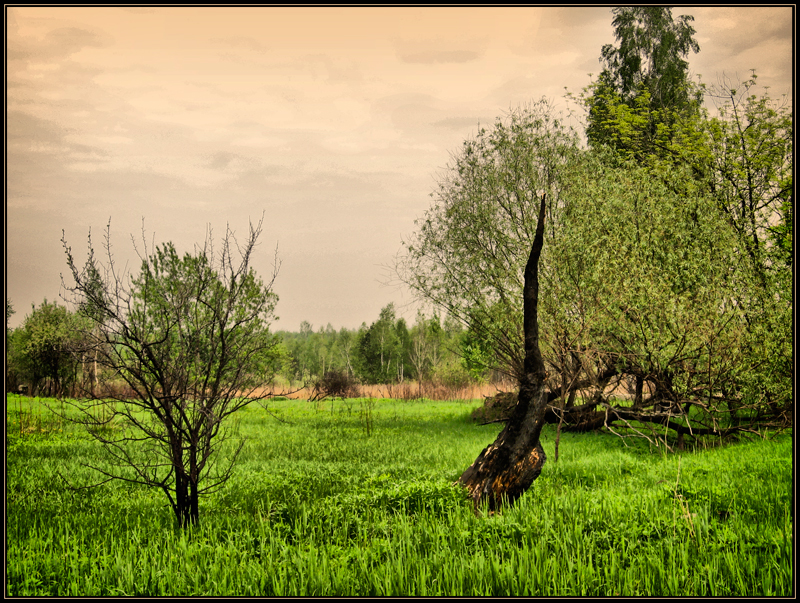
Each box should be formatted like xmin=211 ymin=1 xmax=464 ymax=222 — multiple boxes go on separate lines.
xmin=7 ymin=300 xmax=86 ymax=397
xmin=336 ymin=327 xmax=358 ymax=378
xmin=580 ymin=25 xmax=792 ymax=413
xmin=700 ymin=76 xmax=793 ymax=412
xmin=355 ymin=303 xmax=404 ymax=384
xmin=278 ymin=322 xmax=359 ymax=384
xmin=585 ymin=7 xmax=701 ymax=159
xmin=74 ymin=233 xmax=110 ymax=394
xmin=459 ymin=324 xmax=493 ymax=383
xmin=398 ymin=100 xmax=580 ymax=382
xmin=553 ymin=150 xmax=759 ymax=417
xmin=599 ymin=7 xmax=700 ymax=109
xmin=408 ymin=310 xmax=441 ymax=384
xmin=702 ymin=74 xmax=793 ymax=278
xmin=394 ymin=317 xmax=413 ymax=382
xmin=61 ymin=219 xmax=282 ymax=528
xmin=398 ymin=98 xmax=790 ymax=476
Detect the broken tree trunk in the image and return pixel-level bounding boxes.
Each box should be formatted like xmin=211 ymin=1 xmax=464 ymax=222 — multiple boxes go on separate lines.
xmin=458 ymin=194 xmax=550 ymax=512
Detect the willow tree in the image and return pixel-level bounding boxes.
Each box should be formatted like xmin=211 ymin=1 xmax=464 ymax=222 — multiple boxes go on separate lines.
xmin=399 ymin=100 xmax=579 ymax=381
xmin=62 ymin=218 xmax=282 ymax=527
xmin=398 ymin=99 xmax=790 ymax=510
xmin=398 ymin=100 xmax=578 ymax=508
xmin=546 ymin=150 xmax=772 ymax=442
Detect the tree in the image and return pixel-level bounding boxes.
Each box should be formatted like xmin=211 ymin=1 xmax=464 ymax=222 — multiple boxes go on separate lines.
xmin=580 ymin=9 xmax=792 ymax=409
xmin=7 ymin=300 xmax=86 ymax=397
xmin=282 ymin=321 xmax=342 ymax=382
xmin=336 ymin=327 xmax=358 ymax=378
xmin=394 ymin=317 xmax=413 ymax=382
xmin=397 ymin=102 xmax=576 ymax=508
xmin=408 ymin=310 xmax=440 ymax=384
xmin=75 ymin=234 xmax=110 ymax=394
xmin=61 ymin=218 xmax=282 ymax=527
xmin=458 ymin=323 xmax=494 ymax=383
xmin=398 ymin=100 xmax=580 ymax=384
xmin=604 ymin=73 xmax=796 ymax=415
xmin=398 ymin=99 xmax=791 ymax=511
xmin=355 ymin=303 xmax=404 ymax=384
xmin=599 ymin=7 xmax=699 ymax=110
xmin=585 ymin=7 xmax=701 ymax=159
xmin=702 ymin=74 xmax=793 ymax=280
xmin=547 ymin=150 xmax=778 ymax=440
xmin=697 ymin=75 xmax=793 ymax=413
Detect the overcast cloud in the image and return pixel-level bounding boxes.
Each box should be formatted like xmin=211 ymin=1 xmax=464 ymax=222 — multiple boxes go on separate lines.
xmin=5 ymin=6 xmax=793 ymax=331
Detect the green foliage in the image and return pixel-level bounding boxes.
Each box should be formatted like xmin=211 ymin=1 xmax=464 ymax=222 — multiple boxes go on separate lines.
xmin=355 ymin=303 xmax=405 ymax=384
xmin=586 ymin=7 xmax=701 ymax=158
xmin=407 ymin=310 xmax=443 ymax=383
xmin=552 ymin=150 xmax=743 ymax=383
xmin=599 ymin=7 xmax=700 ymax=107
xmin=691 ymin=76 xmax=793 ymax=411
xmin=126 ymin=240 xmax=281 ymax=396
xmin=276 ymin=309 xmax=470 ymax=387
xmin=459 ymin=326 xmax=494 ymax=383
xmin=580 ymin=67 xmax=792 ymax=415
xmin=701 ymin=74 xmax=793 ymax=277
xmin=278 ymin=323 xmax=358 ymax=383
xmin=398 ymin=99 xmax=580 ymax=379
xmin=399 ymin=9 xmax=792 ymax=433
xmin=400 ymin=81 xmax=792 ymax=439
xmin=581 ymin=81 xmax=704 ymax=162
xmin=6 ymin=300 xmax=87 ymax=397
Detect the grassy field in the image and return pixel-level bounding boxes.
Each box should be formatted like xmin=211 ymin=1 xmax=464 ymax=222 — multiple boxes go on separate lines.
xmin=6 ymin=394 xmax=793 ymax=596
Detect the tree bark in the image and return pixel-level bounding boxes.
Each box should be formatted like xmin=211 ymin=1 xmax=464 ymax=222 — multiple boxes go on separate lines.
xmin=174 ymin=470 xmax=200 ymax=528
xmin=458 ymin=194 xmax=549 ymax=512
xmin=633 ymin=375 xmax=644 ymax=408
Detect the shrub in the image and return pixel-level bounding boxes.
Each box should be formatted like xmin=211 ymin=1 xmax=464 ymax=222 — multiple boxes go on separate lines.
xmin=310 ymin=369 xmax=361 ymax=401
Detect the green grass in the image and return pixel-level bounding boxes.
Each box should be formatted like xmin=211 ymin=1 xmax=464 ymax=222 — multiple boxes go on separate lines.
xmin=6 ymin=394 xmax=793 ymax=596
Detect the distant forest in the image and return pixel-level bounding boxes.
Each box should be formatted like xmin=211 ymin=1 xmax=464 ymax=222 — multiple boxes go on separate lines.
xmin=275 ymin=303 xmax=494 ymax=386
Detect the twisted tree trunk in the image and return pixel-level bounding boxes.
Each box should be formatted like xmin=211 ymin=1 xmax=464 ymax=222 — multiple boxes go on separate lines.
xmin=459 ymin=194 xmax=549 ymax=512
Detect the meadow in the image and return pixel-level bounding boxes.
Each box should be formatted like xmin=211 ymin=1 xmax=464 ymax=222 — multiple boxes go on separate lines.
xmin=6 ymin=393 xmax=793 ymax=596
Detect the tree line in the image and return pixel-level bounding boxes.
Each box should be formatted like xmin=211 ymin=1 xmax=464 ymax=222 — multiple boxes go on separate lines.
xmin=6 ymin=299 xmax=497 ymax=399
xmin=275 ymin=305 xmax=494 ymax=388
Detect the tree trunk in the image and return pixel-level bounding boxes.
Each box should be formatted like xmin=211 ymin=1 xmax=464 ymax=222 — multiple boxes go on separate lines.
xmin=174 ymin=471 xmax=200 ymax=528
xmin=171 ymin=441 xmax=200 ymax=528
xmin=633 ymin=375 xmax=644 ymax=408
xmin=458 ymin=194 xmax=549 ymax=512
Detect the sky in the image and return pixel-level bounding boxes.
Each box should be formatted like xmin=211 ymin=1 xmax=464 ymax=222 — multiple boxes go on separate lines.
xmin=5 ymin=6 xmax=794 ymax=332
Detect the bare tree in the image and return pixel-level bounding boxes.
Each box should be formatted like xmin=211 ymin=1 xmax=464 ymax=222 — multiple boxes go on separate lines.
xmin=458 ymin=195 xmax=549 ymax=511
xmin=61 ymin=217 xmax=282 ymax=527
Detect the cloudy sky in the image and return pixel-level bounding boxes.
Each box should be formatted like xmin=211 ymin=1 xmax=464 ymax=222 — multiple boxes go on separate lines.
xmin=6 ymin=6 xmax=793 ymax=331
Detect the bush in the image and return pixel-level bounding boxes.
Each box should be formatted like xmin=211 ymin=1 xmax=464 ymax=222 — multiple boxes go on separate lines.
xmin=310 ymin=369 xmax=361 ymax=401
